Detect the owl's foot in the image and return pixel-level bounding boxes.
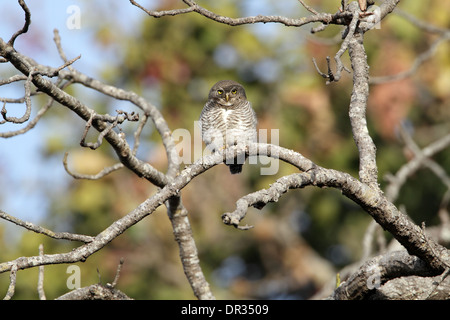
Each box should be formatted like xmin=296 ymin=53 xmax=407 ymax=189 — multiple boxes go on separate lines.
xmin=228 ymin=164 xmax=243 ymax=174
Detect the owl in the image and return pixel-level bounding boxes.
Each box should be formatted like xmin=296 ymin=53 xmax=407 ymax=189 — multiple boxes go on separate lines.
xmin=199 ymin=80 xmax=257 ymax=174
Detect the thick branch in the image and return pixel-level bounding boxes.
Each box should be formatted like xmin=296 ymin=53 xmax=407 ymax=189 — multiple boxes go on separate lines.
xmin=348 ymin=31 xmax=378 ymax=188
xmin=221 ymin=145 xmax=450 ymax=274
xmin=167 ymin=197 xmax=214 ymax=300
xmin=56 ymin=284 xmax=133 ymax=300
xmin=327 ymin=250 xmax=436 ymax=300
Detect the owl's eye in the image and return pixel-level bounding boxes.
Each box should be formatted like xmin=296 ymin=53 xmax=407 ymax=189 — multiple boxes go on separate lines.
xmin=231 ymin=89 xmax=237 ymax=94
xmin=217 ymin=90 xmax=223 ymax=95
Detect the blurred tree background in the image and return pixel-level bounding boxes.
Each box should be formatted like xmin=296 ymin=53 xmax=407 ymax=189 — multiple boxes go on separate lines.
xmin=0 ymin=0 xmax=449 ymax=299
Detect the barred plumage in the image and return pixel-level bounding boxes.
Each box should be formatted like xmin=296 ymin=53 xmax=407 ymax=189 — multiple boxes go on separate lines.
xmin=199 ymin=80 xmax=257 ymax=174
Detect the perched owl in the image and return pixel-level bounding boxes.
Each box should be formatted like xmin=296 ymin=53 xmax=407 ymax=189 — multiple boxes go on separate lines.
xmin=199 ymin=80 xmax=257 ymax=174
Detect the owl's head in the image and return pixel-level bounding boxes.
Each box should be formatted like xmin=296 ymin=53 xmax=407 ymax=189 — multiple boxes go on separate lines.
xmin=208 ymin=80 xmax=247 ymax=107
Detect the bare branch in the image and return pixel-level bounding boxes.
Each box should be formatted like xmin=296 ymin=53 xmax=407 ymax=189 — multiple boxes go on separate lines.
xmin=312 ymin=4 xmax=359 ymax=84
xmin=7 ymin=0 xmax=31 ymax=46
xmin=0 ymin=96 xmax=54 ymax=137
xmin=1 ymin=66 xmax=34 ymax=124
xmin=0 ymin=210 xmax=95 ymax=243
xmin=0 ymin=55 xmax=79 ymax=126
xmin=110 ymin=258 xmax=125 ymax=288
xmin=348 ymin=25 xmax=379 ymax=189
xmin=63 ymin=152 xmax=124 ymax=180
xmin=298 ymin=0 xmax=319 ymax=15
xmin=130 ymin=0 xmax=353 ymax=27
xmin=132 ymin=112 xmax=148 ymax=155
xmin=395 ymin=8 xmax=449 ymax=35
xmin=166 ymin=198 xmax=215 ymax=299
xmin=385 ymin=131 xmax=450 ymax=202
xmin=222 ymin=172 xmax=312 ymax=228
xmin=3 ymin=263 xmax=18 ymax=300
xmin=370 ymin=272 xmax=450 ymax=300
xmin=79 ymin=110 xmax=139 ymax=150
xmin=332 ymin=11 xmax=359 ymax=81
xmin=370 ymin=32 xmax=450 ymax=84
xmin=130 ymin=0 xmax=196 ymax=17
xmin=312 ymin=56 xmax=334 ymax=83
xmin=53 ymin=29 xmax=75 ymax=72
xmin=0 ymin=74 xmax=27 ymax=85
xmin=328 ymin=250 xmax=436 ymax=300
xmin=218 ymin=144 xmax=450 ymax=274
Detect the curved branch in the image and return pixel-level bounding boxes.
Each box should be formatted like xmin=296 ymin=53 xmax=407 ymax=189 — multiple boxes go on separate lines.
xmin=222 ymin=144 xmax=450 ymax=274
xmin=370 ymin=32 xmax=450 ymax=84
xmin=63 ymin=152 xmax=124 ymax=180
xmin=0 ymin=210 xmax=94 ymax=243
xmin=7 ymin=0 xmax=31 ymax=46
xmin=0 ymin=96 xmax=53 ymax=137
xmin=130 ymin=0 xmax=353 ymax=27
xmin=385 ymin=132 xmax=450 ymax=202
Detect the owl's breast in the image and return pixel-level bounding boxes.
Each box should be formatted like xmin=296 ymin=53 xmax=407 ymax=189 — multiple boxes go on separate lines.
xmin=221 ymin=108 xmax=233 ymax=124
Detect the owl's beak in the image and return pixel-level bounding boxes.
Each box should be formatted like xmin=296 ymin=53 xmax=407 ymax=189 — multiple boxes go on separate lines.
xmin=225 ymin=93 xmax=230 ymax=102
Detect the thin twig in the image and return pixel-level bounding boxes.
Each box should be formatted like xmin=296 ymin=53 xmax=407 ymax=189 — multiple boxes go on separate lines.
xmin=79 ymin=110 xmax=138 ymax=150
xmin=8 ymin=0 xmax=31 ymax=46
xmin=63 ymin=152 xmax=124 ymax=180
xmin=1 ymin=96 xmax=54 ymax=137
xmin=370 ymin=32 xmax=450 ymax=84
xmin=110 ymin=258 xmax=125 ymax=288
xmin=0 ymin=74 xmax=27 ymax=85
xmin=298 ymin=0 xmax=319 ymax=15
xmin=395 ymin=8 xmax=449 ymax=34
xmin=0 ymin=210 xmax=95 ymax=243
xmin=0 ymin=66 xmax=35 ymax=124
xmin=385 ymin=129 xmax=450 ymax=202
xmin=421 ymin=222 xmax=450 ymax=299
xmin=79 ymin=111 xmax=118 ymax=150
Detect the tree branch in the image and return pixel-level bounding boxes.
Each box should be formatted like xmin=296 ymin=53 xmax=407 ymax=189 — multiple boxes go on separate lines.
xmin=327 ymin=250 xmax=436 ymax=300
xmin=130 ymin=0 xmax=353 ymax=27
xmin=7 ymin=0 xmax=31 ymax=46
xmin=0 ymin=210 xmax=95 ymax=243
xmin=348 ymin=28 xmax=379 ymax=189
xmin=385 ymin=131 xmax=450 ymax=202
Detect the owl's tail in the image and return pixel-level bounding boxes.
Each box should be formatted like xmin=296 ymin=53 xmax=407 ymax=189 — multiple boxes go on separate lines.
xmin=228 ymin=164 xmax=243 ymax=174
